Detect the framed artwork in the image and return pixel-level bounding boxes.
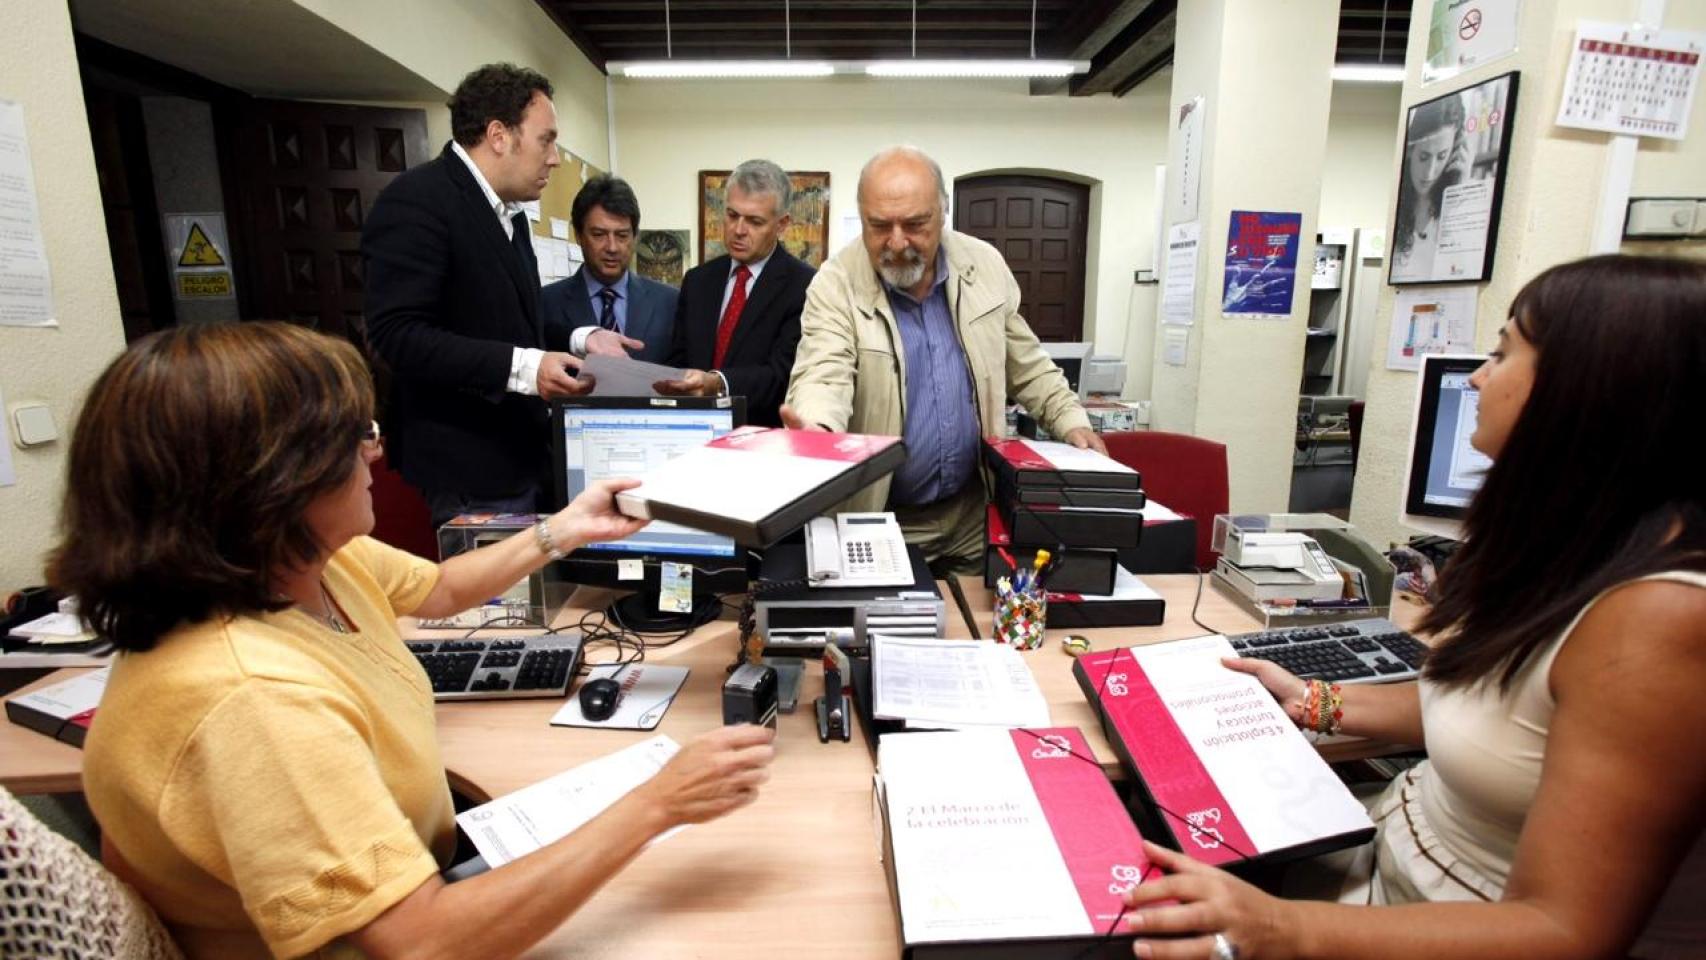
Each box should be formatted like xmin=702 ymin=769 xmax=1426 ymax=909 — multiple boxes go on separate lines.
xmin=1389 ymin=70 xmax=1519 ymax=285
xmin=698 ymin=170 xmax=831 ymax=267
xmin=633 ymin=230 xmax=689 ymax=286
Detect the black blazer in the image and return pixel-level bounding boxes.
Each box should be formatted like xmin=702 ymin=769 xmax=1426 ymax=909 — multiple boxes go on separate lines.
xmin=364 ymin=143 xmax=574 ymax=498
xmin=540 ymin=269 xmax=680 ymax=365
xmin=667 ymin=247 xmax=814 ymax=426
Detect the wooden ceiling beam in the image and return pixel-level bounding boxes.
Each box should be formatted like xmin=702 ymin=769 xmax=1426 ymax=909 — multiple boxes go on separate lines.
xmin=1069 ymin=0 xmax=1175 ymax=97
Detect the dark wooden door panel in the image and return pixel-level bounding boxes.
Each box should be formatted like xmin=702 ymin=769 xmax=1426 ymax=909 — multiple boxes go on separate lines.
xmin=227 ymin=101 xmax=427 ymax=342
xmin=952 ymin=175 xmax=1088 ymax=342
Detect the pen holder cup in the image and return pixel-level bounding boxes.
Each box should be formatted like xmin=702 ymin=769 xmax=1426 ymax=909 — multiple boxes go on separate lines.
xmin=994 ymin=587 xmax=1048 ymax=650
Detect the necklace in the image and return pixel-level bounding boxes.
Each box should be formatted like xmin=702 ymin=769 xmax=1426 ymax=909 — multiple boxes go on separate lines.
xmin=299 ymin=579 xmax=349 ymax=634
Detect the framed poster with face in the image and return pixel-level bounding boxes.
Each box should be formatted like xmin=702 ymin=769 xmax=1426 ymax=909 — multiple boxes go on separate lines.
xmin=1389 ymin=70 xmax=1520 ymax=286
xmin=698 ymin=170 xmax=831 ymax=267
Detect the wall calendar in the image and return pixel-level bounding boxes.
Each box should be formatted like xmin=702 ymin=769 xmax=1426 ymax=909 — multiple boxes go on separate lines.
xmin=1556 ymin=20 xmax=1703 ymax=141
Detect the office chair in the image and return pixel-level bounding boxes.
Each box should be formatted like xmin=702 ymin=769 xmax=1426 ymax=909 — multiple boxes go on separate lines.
xmin=0 ymin=787 xmax=184 ymax=959
xmin=1100 ymin=430 xmax=1230 ymax=571
xmin=369 ymin=452 xmax=440 ymax=559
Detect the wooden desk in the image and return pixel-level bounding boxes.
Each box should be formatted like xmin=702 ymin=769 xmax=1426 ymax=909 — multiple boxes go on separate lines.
xmin=0 ymin=578 xmax=1429 ymax=958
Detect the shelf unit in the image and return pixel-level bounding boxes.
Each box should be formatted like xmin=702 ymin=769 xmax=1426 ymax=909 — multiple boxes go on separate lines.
xmin=1301 ymin=227 xmax=1353 ymax=396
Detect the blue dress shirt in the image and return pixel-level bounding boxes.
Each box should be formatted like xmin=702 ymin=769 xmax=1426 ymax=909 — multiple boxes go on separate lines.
xmin=886 ymin=251 xmax=981 ymax=506
xmin=584 ymin=271 xmax=630 ymax=334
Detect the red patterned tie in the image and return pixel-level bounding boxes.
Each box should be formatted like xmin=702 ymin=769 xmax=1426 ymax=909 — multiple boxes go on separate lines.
xmin=713 ymin=264 xmax=751 ymax=368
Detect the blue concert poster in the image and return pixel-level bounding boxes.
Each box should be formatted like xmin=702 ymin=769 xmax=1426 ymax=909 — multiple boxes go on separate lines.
xmin=1221 ymin=210 xmax=1302 ymax=317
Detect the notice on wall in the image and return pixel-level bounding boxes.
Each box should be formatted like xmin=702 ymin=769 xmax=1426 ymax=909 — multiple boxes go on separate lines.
xmin=164 ymin=214 xmax=236 ymax=300
xmin=1162 ymin=326 xmax=1189 ymax=367
xmin=0 ymin=100 xmax=56 ymax=328
xmin=1221 ymin=210 xmax=1301 ymax=319
xmin=1387 ymin=285 xmax=1478 ymax=371
xmin=1171 ymin=97 xmax=1206 ymax=222
xmin=1424 ymin=0 xmax=1521 ymax=85
xmin=1556 ymin=20 xmax=1704 ymax=141
xmin=1160 ymin=221 xmax=1200 ymax=326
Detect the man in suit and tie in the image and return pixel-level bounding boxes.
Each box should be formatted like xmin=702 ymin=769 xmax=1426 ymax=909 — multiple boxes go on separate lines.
xmin=365 ymin=63 xmax=588 ymax=528
xmin=540 ymin=176 xmax=679 ymax=365
xmin=654 ymin=159 xmax=814 ymax=426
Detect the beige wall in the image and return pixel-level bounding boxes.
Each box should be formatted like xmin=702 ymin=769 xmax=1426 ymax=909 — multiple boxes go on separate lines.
xmin=0 ymin=2 xmax=127 ymax=592
xmin=1348 ymin=0 xmax=1670 ymax=550
xmin=1319 ymin=83 xmax=1403 ymax=232
xmin=611 ymin=75 xmax=1172 ymax=357
xmin=1624 ymin=1 xmax=1706 ymax=260
xmin=295 ymin=0 xmax=609 ymax=166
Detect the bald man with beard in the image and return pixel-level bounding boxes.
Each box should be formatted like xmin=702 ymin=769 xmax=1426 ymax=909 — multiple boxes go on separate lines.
xmin=783 ymin=146 xmax=1104 ymax=575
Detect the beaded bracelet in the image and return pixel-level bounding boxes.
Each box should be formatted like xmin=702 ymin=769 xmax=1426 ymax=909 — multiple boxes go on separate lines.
xmin=533 ymin=517 xmax=565 ymax=561
xmin=1301 ymin=679 xmax=1345 ymax=736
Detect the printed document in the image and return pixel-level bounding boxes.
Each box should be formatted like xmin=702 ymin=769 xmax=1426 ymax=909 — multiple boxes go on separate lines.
xmin=580 ymin=352 xmax=685 ymax=397
xmin=871 ymin=635 xmax=1049 ymax=729
xmin=455 ymin=735 xmax=680 ymax=868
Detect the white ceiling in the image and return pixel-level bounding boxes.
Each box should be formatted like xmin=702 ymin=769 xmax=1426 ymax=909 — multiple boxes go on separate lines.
xmin=70 ymin=0 xmax=445 ymax=101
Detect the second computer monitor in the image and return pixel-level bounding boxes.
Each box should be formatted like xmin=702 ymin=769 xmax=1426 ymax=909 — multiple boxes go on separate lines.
xmin=1041 ymin=341 xmax=1093 ymax=400
xmin=1401 ymin=354 xmax=1491 ymax=540
xmin=551 ymin=395 xmax=748 ymax=628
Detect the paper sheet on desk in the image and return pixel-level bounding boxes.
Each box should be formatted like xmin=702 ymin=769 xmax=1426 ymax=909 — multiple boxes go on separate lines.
xmin=579 ymin=352 xmax=685 ymax=397
xmin=455 ymin=735 xmax=682 ymax=868
xmin=550 ymin=664 xmax=689 ymax=729
xmin=871 ymin=635 xmax=1049 ymax=730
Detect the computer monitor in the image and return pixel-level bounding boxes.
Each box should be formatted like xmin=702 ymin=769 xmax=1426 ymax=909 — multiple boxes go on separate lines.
xmin=1401 ymin=355 xmax=1491 ymax=540
xmin=1041 ymin=341 xmax=1093 ymax=400
xmin=551 ymin=396 xmax=749 ymax=631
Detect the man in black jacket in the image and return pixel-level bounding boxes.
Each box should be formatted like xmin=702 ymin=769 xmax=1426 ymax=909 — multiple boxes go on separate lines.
xmin=655 ymin=159 xmax=813 ymax=426
xmin=364 ymin=63 xmax=587 ymax=526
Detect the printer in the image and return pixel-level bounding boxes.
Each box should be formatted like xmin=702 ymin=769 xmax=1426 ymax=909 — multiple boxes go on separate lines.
xmin=754 ymin=544 xmax=946 ymax=653
xmin=1213 ymin=521 xmax=1344 ymax=603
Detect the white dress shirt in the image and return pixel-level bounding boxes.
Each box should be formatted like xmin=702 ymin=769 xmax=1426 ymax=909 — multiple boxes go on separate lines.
xmin=450 ymin=142 xmax=545 ymax=396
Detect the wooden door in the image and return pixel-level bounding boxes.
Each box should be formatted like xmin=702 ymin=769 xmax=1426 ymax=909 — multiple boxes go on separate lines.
xmin=226 ymin=101 xmax=428 ymax=342
xmin=952 ymin=175 xmax=1089 ymax=342
xmin=82 ymin=86 xmax=177 ymax=342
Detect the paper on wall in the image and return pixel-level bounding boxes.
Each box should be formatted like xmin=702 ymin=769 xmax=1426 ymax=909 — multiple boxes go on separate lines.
xmin=0 ymin=100 xmax=56 ymax=327
xmin=1386 ymin=285 xmax=1477 ymax=371
xmin=1160 ymin=220 xmax=1200 ymax=325
xmin=1162 ymin=327 xmax=1189 ymax=367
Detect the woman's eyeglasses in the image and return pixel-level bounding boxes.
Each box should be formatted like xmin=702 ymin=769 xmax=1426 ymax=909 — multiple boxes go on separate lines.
xmin=361 ymin=420 xmax=383 ymax=452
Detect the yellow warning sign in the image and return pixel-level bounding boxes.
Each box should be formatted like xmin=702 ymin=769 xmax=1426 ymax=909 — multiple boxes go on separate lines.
xmin=177 ymin=273 xmax=233 ymax=298
xmin=178 ymin=223 xmax=226 ymax=267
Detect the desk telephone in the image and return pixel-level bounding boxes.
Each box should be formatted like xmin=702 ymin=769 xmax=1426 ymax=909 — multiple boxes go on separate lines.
xmin=805 ymin=512 xmax=912 ymax=588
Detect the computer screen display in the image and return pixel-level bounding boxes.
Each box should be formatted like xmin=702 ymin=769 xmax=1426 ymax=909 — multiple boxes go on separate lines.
xmin=1403 ymin=355 xmax=1491 ymax=533
xmin=555 ymin=399 xmax=742 ymax=559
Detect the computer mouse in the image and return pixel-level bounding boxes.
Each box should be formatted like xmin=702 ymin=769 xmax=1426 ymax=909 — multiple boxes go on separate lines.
xmin=578 ymin=677 xmax=623 ymax=722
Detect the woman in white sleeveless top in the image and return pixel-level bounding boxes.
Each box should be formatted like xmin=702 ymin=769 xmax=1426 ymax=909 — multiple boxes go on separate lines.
xmin=1123 ymin=254 xmax=1705 ymax=960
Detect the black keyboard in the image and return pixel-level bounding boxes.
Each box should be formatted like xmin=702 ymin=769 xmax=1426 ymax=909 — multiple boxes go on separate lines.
xmin=1227 ymin=618 xmax=1426 ymax=684
xmin=405 ymin=633 xmax=582 ymax=700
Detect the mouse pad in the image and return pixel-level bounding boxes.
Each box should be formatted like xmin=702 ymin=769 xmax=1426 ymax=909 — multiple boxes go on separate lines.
xmin=550 ymin=664 xmax=690 ymax=730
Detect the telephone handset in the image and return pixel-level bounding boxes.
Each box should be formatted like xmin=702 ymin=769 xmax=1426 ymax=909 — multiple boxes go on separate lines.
xmin=804 ymin=512 xmax=912 ymax=588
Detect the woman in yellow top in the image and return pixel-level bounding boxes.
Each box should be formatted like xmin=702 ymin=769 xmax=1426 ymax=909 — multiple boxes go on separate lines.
xmin=54 ymin=322 xmax=775 ymax=960
xmin=1120 ymin=254 xmax=1706 ymax=959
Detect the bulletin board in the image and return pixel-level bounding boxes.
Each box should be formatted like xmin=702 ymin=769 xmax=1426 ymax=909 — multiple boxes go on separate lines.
xmin=530 ymin=146 xmax=605 ymax=240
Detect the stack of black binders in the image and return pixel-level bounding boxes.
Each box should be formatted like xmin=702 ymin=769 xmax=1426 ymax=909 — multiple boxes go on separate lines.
xmin=982 ymin=437 xmax=1163 ymax=626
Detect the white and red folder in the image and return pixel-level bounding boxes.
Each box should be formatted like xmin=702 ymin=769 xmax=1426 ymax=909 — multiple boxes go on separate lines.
xmin=614 ymin=427 xmax=906 ymax=546
xmin=1073 ymin=635 xmax=1374 ymax=867
xmin=5 ymin=666 xmax=109 ymax=748
xmin=876 ymin=727 xmax=1150 ymax=957
xmin=983 ymin=437 xmax=1141 ymax=491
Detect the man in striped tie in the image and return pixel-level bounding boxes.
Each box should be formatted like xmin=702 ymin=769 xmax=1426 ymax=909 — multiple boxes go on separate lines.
xmin=655 ymin=159 xmax=815 ymax=427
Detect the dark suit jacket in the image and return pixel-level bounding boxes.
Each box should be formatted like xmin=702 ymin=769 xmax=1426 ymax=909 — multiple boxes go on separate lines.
xmin=363 ymin=143 xmax=570 ymax=499
xmin=667 ymin=247 xmax=814 ymax=426
xmin=540 ymin=270 xmax=679 ymax=365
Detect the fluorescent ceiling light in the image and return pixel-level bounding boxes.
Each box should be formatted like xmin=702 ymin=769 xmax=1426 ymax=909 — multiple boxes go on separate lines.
xmin=1332 ymin=65 xmax=1405 ymax=83
xmin=866 ymin=59 xmax=1089 ymax=78
xmin=614 ymin=60 xmax=834 ymax=79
